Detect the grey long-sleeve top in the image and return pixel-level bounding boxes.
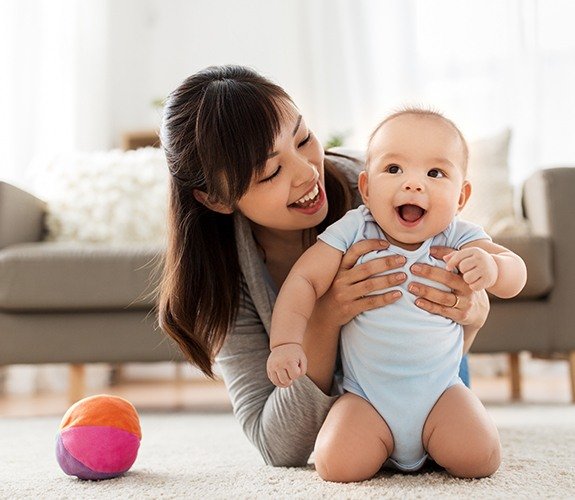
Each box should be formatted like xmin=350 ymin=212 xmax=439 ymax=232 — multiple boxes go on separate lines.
xmin=215 ymin=154 xmax=363 ymax=467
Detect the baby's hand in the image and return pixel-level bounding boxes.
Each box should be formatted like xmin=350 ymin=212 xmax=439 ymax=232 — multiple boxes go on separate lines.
xmin=266 ymin=343 xmax=308 ymax=388
xmin=443 ymin=247 xmax=498 ymax=291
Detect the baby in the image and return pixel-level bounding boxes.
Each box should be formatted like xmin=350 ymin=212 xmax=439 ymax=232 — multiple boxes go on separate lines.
xmin=267 ymin=108 xmax=527 ymax=477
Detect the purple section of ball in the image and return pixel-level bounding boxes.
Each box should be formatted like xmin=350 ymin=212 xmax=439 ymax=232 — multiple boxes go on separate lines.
xmin=56 ymin=434 xmax=125 ymax=480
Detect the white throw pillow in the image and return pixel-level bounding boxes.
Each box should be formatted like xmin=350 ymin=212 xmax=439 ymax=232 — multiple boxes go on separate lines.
xmin=31 ymin=130 xmax=523 ymax=245
xmin=32 ymin=148 xmax=169 ymax=244
xmin=461 ymin=128 xmax=527 ymax=236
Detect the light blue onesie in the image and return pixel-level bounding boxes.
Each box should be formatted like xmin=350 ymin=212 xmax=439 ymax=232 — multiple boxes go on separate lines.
xmin=318 ymin=205 xmax=490 ymax=472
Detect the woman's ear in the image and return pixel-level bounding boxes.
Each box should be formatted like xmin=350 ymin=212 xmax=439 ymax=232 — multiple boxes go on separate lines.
xmin=358 ymin=170 xmax=370 ymax=207
xmin=457 ymin=181 xmax=472 ymax=213
xmin=193 ymin=189 xmax=234 ymax=214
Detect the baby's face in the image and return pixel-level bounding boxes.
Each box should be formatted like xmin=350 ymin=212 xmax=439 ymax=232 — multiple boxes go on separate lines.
xmin=359 ymin=114 xmax=470 ymax=250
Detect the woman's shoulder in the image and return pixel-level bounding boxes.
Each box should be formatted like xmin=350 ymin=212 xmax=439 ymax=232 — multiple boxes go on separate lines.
xmin=326 ymin=148 xmax=365 ymax=180
xmin=325 ymin=148 xmax=365 ymax=208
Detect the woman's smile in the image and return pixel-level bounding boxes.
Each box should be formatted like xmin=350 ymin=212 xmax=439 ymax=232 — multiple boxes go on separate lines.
xmin=288 ymin=181 xmax=326 ymax=215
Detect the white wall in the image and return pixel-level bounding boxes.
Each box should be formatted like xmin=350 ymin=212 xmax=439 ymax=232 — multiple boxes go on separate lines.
xmin=105 ymin=0 xmax=311 ymax=147
xmin=6 ymin=0 xmax=575 ymax=189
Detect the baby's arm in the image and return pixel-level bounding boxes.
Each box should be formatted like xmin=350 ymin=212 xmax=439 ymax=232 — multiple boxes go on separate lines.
xmin=443 ymin=240 xmax=527 ymax=298
xmin=267 ymin=241 xmax=344 ymax=388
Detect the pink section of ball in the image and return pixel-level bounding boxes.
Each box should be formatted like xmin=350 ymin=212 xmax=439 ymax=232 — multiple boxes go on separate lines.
xmin=60 ymin=426 xmax=140 ymax=473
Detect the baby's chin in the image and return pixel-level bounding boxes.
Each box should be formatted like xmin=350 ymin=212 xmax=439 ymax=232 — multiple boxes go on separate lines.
xmin=380 ymin=231 xmax=421 ymax=251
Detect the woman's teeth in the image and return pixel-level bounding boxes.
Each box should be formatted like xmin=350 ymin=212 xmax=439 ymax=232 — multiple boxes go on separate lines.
xmin=292 ymin=184 xmax=319 ymax=207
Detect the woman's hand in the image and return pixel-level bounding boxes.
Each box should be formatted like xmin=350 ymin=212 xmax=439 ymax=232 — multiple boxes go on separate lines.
xmin=409 ymin=246 xmax=490 ymax=331
xmin=315 ymin=239 xmax=406 ymax=328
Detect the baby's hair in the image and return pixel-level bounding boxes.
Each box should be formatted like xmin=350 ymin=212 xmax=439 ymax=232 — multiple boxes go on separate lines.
xmin=368 ymin=106 xmax=469 ymax=172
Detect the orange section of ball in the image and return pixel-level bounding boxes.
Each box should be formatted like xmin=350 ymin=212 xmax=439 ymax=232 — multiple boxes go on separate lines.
xmin=59 ymin=394 xmax=142 ymax=439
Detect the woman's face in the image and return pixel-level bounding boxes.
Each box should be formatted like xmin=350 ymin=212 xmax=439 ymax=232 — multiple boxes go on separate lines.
xmin=236 ymin=105 xmax=328 ymax=232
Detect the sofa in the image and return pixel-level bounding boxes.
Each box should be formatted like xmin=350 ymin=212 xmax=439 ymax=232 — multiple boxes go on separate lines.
xmin=0 ymin=181 xmax=184 ymax=402
xmin=0 ymin=164 xmax=573 ymax=402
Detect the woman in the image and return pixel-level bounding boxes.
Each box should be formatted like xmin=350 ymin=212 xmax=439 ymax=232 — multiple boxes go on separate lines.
xmin=158 ymin=65 xmax=489 ymax=468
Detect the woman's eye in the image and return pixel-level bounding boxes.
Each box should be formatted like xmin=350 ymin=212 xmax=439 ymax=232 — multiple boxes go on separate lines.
xmin=428 ymin=169 xmax=445 ymax=178
xmin=386 ymin=164 xmax=402 ymax=174
xmin=260 ymin=166 xmax=282 ymax=183
xmin=298 ymin=132 xmax=312 ymax=148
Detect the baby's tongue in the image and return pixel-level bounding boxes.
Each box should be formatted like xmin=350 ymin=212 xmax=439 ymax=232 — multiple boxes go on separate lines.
xmin=399 ymin=204 xmax=424 ymax=222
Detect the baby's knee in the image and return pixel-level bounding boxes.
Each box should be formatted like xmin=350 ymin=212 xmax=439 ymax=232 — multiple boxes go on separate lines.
xmin=447 ymin=438 xmax=501 ymax=478
xmin=314 ymin=444 xmax=378 ymax=483
xmin=315 ymin=456 xmax=370 ymax=483
xmin=314 ymin=452 xmax=345 ymax=482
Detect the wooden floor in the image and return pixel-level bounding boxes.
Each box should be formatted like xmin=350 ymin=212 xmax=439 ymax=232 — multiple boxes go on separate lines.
xmin=0 ymin=364 xmax=572 ymax=418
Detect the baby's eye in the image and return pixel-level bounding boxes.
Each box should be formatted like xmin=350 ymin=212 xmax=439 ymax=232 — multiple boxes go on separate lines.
xmin=428 ymin=168 xmax=445 ymax=178
xmin=386 ymin=164 xmax=403 ymax=174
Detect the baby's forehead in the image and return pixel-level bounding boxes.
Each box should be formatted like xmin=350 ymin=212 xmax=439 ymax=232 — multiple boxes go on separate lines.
xmin=377 ymin=113 xmax=458 ymax=139
xmin=368 ymin=114 xmax=467 ymax=170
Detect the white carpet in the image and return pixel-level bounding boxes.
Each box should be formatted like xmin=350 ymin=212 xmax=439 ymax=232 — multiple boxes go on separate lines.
xmin=1 ymin=404 xmax=574 ymax=499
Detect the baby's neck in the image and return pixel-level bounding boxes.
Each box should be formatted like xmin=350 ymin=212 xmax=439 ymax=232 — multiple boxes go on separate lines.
xmin=383 ymin=232 xmax=424 ymax=251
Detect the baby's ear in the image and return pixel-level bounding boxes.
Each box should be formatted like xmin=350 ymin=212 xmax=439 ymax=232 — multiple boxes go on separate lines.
xmin=456 ymin=181 xmax=472 ymax=213
xmin=358 ymin=170 xmax=370 ymax=207
xmin=193 ymin=189 xmax=234 ymax=214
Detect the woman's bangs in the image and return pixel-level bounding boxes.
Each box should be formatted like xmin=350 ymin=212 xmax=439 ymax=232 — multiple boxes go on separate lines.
xmin=196 ymin=80 xmax=291 ymax=205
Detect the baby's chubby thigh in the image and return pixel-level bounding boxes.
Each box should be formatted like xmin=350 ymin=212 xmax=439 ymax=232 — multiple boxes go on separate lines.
xmin=422 ymin=384 xmax=501 ymax=478
xmin=314 ymin=392 xmax=394 ymax=483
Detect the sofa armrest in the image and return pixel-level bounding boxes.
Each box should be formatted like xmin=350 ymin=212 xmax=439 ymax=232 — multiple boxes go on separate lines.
xmin=522 ymin=166 xmax=575 ymax=307
xmin=522 ymin=167 xmax=575 ymax=236
xmin=0 ymin=182 xmax=46 ymax=250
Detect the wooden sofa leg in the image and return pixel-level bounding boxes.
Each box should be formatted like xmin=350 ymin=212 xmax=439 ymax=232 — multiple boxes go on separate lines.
xmin=569 ymin=352 xmax=575 ymax=404
xmin=0 ymin=366 xmax=6 ymax=395
xmin=509 ymin=353 xmax=521 ymax=401
xmin=69 ymin=364 xmax=86 ymax=405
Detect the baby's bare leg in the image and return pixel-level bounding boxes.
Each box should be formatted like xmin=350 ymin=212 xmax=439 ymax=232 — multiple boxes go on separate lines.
xmin=314 ymin=392 xmax=394 ymax=482
xmin=422 ymin=384 xmax=501 ymax=478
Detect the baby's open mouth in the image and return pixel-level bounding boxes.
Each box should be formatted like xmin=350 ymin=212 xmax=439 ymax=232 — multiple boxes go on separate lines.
xmin=289 ymin=183 xmax=320 ymax=208
xmin=397 ymin=204 xmax=426 ymax=223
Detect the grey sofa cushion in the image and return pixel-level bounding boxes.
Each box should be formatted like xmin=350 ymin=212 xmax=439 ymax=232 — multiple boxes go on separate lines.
xmin=0 ymin=242 xmax=164 ymax=311
xmin=0 ymin=232 xmax=552 ymax=312
xmin=491 ymin=234 xmax=553 ymax=300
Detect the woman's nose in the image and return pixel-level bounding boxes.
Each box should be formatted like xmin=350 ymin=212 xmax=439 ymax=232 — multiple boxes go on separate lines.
xmin=292 ymin=157 xmax=318 ymax=187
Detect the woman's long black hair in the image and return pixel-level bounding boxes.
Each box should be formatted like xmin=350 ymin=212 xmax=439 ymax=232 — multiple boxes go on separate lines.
xmin=158 ymin=65 xmax=353 ymax=377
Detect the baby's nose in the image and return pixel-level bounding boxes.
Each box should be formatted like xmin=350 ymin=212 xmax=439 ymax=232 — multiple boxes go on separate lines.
xmin=402 ymin=179 xmax=424 ymax=192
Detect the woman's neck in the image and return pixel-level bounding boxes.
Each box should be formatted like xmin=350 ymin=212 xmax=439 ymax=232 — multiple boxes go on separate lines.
xmin=250 ymin=223 xmax=314 ymax=288
xmin=250 ymin=223 xmax=306 ymax=254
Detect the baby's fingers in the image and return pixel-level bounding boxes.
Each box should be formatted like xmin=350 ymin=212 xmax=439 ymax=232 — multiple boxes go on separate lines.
xmin=275 ymin=369 xmax=292 ymax=388
xmin=443 ymin=249 xmax=472 ymax=272
xmin=462 ymin=268 xmax=482 ymax=285
xmin=442 ymin=252 xmax=460 ymax=272
xmin=285 ymin=358 xmax=306 ymax=380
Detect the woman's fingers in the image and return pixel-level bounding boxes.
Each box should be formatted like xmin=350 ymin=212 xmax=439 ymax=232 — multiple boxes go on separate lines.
xmin=410 ymin=258 xmax=480 ymax=323
xmin=413 ymin=297 xmax=469 ymax=323
xmin=345 ymin=255 xmax=406 ymax=285
xmin=321 ymin=239 xmax=407 ymax=326
xmin=348 ymin=272 xmax=406 ymax=298
xmin=411 ymin=263 xmax=467 ymax=294
xmin=354 ymin=290 xmax=402 ymax=315
xmin=408 ymin=282 xmax=462 ymax=308
xmin=340 ymin=239 xmax=390 ymax=270
xmin=430 ymin=245 xmax=455 ymax=261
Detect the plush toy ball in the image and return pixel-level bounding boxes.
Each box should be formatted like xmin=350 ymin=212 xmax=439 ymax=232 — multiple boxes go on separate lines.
xmin=56 ymin=394 xmax=142 ymax=480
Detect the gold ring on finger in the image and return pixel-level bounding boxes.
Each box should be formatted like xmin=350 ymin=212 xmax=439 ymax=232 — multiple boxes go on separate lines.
xmin=451 ymin=294 xmax=460 ymax=309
